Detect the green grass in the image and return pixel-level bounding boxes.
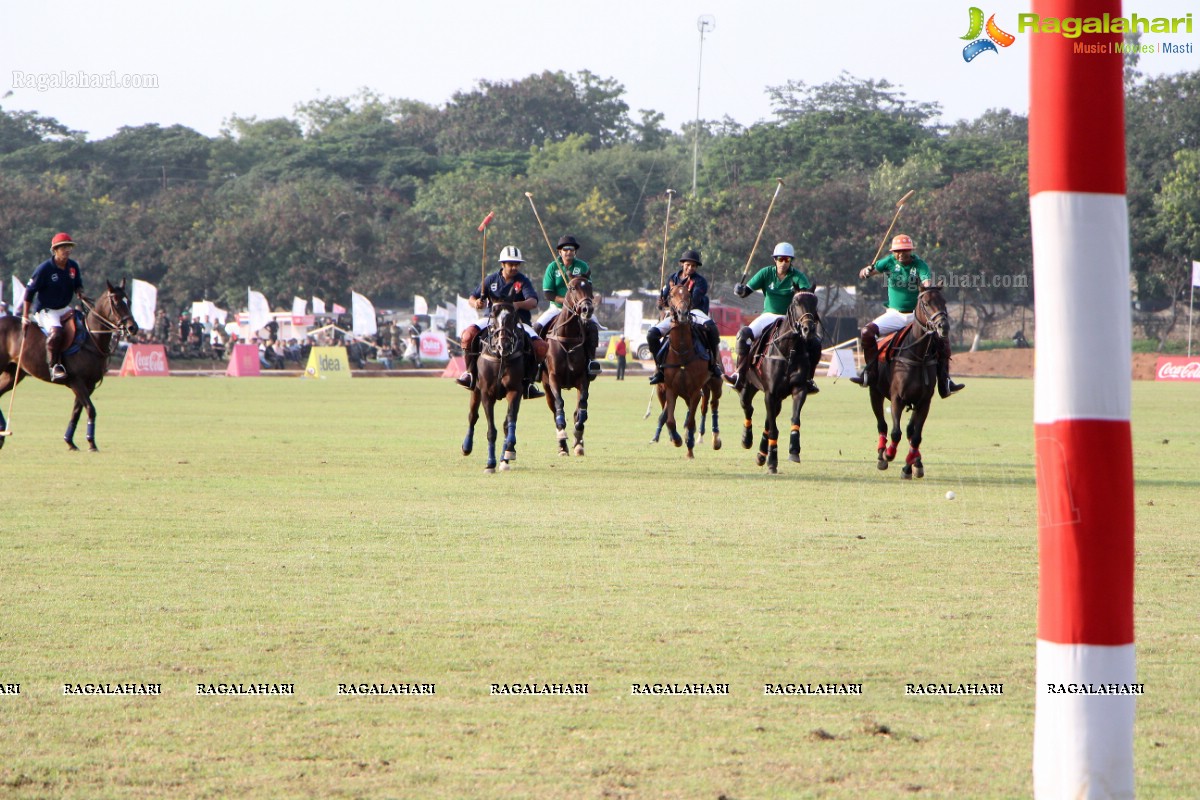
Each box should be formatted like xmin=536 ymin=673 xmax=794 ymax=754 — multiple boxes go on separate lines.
xmin=0 ymin=375 xmax=1196 ymax=798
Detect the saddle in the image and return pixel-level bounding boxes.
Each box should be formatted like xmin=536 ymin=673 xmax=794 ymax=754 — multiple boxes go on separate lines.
xmin=54 ymin=310 xmax=89 ymax=357
xmin=657 ymin=322 xmax=712 ymax=363
xmin=876 ymin=325 xmax=915 ymax=365
xmin=745 ymin=318 xmax=789 ymax=371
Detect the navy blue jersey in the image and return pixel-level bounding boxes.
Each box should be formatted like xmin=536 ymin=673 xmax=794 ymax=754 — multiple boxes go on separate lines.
xmin=25 ymin=258 xmax=83 ymax=312
xmin=661 ymin=270 xmax=710 ymax=315
xmin=472 ymin=270 xmax=538 ymax=326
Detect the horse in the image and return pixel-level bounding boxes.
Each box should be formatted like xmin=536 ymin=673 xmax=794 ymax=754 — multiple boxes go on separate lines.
xmin=542 ymin=276 xmax=595 ymax=457
xmin=650 ymin=375 xmax=722 ymax=450
xmin=0 ymin=280 xmax=138 ymax=452
xmin=736 ymin=291 xmax=821 ymax=474
xmin=657 ymin=284 xmax=714 ymax=459
xmin=461 ymin=303 xmax=525 ymax=473
xmin=867 ymin=286 xmax=948 ymax=479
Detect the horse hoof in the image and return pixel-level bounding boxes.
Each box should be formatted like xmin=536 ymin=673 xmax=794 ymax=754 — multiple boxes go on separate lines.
xmin=768 ymin=466 xmax=778 ymax=475
xmin=789 ymin=453 xmax=800 ymax=463
xmin=574 ymin=445 xmax=584 ymax=457
xmin=499 ymin=462 xmax=511 ymax=471
xmin=671 ymin=436 xmax=682 ymax=448
xmin=755 ymin=453 xmax=766 ymax=467
xmin=741 ymin=433 xmax=753 ymax=450
xmin=686 ymin=451 xmax=694 ymax=460
xmin=484 ymin=467 xmax=496 ymax=474
xmin=877 ymin=459 xmax=889 ymax=471
xmin=915 ymin=467 xmax=925 ymax=479
xmin=66 ymin=443 xmax=79 ymax=452
xmin=712 ymin=436 xmax=722 ymax=451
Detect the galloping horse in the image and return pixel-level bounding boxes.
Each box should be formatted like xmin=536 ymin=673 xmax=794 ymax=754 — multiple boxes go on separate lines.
xmin=657 ymin=284 xmax=715 ymax=459
xmin=461 ymin=303 xmax=525 ymax=473
xmin=0 ymin=280 xmax=137 ymax=452
xmin=650 ymin=375 xmax=722 ymax=450
xmin=542 ymin=276 xmax=595 ymax=457
xmin=867 ymin=286 xmax=948 ymax=479
xmin=736 ymin=291 xmax=821 ymax=473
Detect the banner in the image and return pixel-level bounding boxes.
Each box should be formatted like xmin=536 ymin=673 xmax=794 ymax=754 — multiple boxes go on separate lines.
xmin=1193 ymin=260 xmax=1200 ymax=287
xmin=418 ymin=330 xmax=448 ymax=360
xmin=119 ymin=344 xmax=169 ymax=376
xmin=303 ymin=346 xmax=352 ymax=379
xmin=225 ymin=344 xmax=261 ymax=377
xmin=623 ymin=299 xmax=644 ymax=341
xmin=11 ymin=276 xmax=25 ymax=311
xmin=826 ymin=349 xmax=857 ymax=378
xmin=312 ymin=297 xmax=326 ymax=315
xmin=129 ymin=280 xmax=157 ymax=332
xmin=190 ymin=300 xmax=227 ymax=324
xmin=351 ymin=291 xmax=377 ymax=336
xmin=292 ymin=296 xmax=306 ymax=316
xmin=414 ymin=295 xmax=428 ymax=315
xmin=332 ymin=303 xmax=346 ymax=314
xmin=247 ymin=289 xmax=271 ymax=333
xmin=1154 ymin=357 xmax=1200 ymax=381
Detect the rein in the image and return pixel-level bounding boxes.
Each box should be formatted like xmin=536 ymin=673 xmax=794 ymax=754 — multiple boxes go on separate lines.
xmin=80 ymin=294 xmax=130 ymax=356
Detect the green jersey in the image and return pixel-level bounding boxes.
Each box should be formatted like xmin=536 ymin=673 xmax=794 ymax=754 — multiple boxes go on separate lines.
xmin=871 ymin=254 xmax=932 ymax=313
xmin=542 ymin=258 xmax=591 ymax=308
xmin=746 ymin=265 xmax=812 ymax=315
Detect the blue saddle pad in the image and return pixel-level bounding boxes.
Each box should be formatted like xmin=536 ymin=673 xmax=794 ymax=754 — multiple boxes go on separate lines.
xmin=63 ymin=310 xmax=88 ymax=356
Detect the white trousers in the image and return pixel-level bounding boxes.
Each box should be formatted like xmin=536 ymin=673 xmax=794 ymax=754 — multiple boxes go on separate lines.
xmin=652 ymin=309 xmax=711 ymax=334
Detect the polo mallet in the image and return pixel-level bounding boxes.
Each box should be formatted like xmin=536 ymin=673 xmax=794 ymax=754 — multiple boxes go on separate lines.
xmin=737 ymin=177 xmax=784 ymax=285
xmin=525 ymin=192 xmax=571 ymax=288
xmin=1 ymin=322 xmax=29 ymax=438
xmin=868 ymin=189 xmax=916 ymax=268
xmin=659 ymin=189 xmax=676 ymax=292
xmin=478 ymin=211 xmax=495 ymax=284
xmin=643 ymin=386 xmax=656 ymax=419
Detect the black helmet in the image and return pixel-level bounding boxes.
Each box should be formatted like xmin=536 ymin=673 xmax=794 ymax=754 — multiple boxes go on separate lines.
xmin=678 ymin=249 xmax=702 ymax=266
xmin=556 ymin=235 xmax=582 ymax=251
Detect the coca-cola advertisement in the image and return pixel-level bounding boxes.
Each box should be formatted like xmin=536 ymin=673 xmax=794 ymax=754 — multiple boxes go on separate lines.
xmin=1155 ymin=357 xmax=1200 ymax=382
xmin=119 ymin=344 xmax=170 ymax=376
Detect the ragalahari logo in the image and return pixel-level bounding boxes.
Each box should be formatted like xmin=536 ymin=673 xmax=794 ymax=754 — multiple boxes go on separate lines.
xmin=962 ymin=7 xmax=1016 ymax=61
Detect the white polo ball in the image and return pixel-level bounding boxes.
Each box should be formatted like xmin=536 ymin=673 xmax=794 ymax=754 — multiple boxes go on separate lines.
xmin=945 ymin=491 xmax=956 ymax=500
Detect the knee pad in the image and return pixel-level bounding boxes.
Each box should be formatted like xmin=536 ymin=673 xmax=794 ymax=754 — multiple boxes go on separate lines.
xmin=646 ymin=327 xmax=662 ymax=351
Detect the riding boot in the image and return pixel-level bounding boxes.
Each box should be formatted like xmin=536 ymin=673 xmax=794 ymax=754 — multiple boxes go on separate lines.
xmin=937 ymin=338 xmax=965 ymax=398
xmin=703 ymin=320 xmax=723 ymax=379
xmin=47 ymin=328 xmax=67 ymax=381
xmin=585 ymin=320 xmax=601 ymax=379
xmin=849 ymin=325 xmax=878 ymax=387
xmin=524 ymin=337 xmax=547 ymax=399
xmin=725 ymin=327 xmax=752 ymax=388
xmin=801 ymin=337 xmax=822 ymax=394
xmin=456 ymin=326 xmax=480 ymax=389
xmin=647 ymin=327 xmax=666 ymax=385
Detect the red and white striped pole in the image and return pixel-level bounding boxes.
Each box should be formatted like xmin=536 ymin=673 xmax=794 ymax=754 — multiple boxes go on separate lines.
xmin=1030 ymin=0 xmax=1135 ymax=796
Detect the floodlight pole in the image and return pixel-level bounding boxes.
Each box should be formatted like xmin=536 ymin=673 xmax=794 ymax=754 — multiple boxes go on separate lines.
xmin=692 ymin=15 xmax=714 ymax=197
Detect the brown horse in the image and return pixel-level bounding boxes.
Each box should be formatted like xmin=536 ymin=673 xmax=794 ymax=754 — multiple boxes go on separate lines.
xmin=867 ymin=286 xmax=948 ymax=478
xmin=461 ymin=303 xmax=525 ymax=473
xmin=542 ymin=276 xmax=595 ymax=457
xmin=651 ymin=375 xmax=722 ymax=450
xmin=658 ymin=284 xmax=713 ymax=459
xmin=0 ymin=280 xmax=137 ymax=452
xmin=736 ymin=291 xmax=822 ymax=473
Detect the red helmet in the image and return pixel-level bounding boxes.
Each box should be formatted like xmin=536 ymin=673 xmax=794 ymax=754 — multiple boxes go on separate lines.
xmin=890 ymin=234 xmax=915 ymax=252
xmin=50 ymin=232 xmax=76 ymax=250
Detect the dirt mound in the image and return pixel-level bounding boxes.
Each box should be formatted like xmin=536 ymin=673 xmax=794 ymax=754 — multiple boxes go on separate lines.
xmin=949 ymin=349 xmax=1164 ymax=380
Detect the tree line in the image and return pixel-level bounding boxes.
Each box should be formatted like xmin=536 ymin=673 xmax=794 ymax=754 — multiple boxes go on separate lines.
xmin=1 ymin=64 xmax=1197 ymax=340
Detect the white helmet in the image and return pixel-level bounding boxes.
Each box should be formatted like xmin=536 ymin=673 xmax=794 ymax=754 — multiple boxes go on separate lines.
xmin=773 ymin=242 xmax=795 ymax=259
xmin=498 ymin=245 xmax=524 ymax=264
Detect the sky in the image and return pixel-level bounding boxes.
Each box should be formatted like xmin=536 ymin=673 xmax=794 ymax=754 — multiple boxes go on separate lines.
xmin=2 ymin=0 xmax=1198 ymax=141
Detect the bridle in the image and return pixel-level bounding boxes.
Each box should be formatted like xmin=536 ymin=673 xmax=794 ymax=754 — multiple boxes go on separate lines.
xmin=915 ymin=288 xmax=949 ymax=340
xmin=81 ymin=290 xmax=137 ymax=356
xmin=482 ymin=305 xmax=520 ymax=360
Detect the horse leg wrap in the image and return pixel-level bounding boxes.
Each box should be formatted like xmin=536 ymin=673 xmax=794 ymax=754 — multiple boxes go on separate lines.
xmin=557 ymin=429 xmax=568 ymax=442
xmin=791 ymin=424 xmax=800 ymax=433
xmin=886 ymin=442 xmax=898 ymax=459
xmin=65 ymin=420 xmax=78 ymax=443
xmin=905 ymin=448 xmax=920 ymax=466
xmin=877 ymin=434 xmax=887 ymax=450
xmin=86 ymin=419 xmax=95 ymax=442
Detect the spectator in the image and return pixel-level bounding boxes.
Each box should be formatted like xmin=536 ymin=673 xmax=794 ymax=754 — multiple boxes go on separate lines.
xmin=615 ymin=335 xmax=627 ymax=380
xmin=407 ymin=316 xmax=423 ymax=368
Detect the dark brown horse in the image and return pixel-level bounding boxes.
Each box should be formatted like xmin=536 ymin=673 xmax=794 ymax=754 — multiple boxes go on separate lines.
xmin=542 ymin=276 xmax=595 ymax=457
xmin=867 ymin=286 xmax=948 ymax=478
xmin=658 ymin=284 xmax=713 ymax=459
xmin=651 ymin=375 xmax=722 ymax=450
xmin=461 ymin=303 xmax=525 ymax=473
xmin=737 ymin=291 xmax=822 ymax=473
xmin=0 ymin=280 xmax=137 ymax=452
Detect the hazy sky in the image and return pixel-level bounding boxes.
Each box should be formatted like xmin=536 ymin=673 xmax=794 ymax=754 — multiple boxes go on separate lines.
xmin=3 ymin=0 xmax=1198 ymax=140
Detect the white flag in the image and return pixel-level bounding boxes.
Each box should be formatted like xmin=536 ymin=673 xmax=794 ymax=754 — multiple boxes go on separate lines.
xmin=11 ymin=276 xmax=26 ymax=312
xmin=312 ymin=296 xmax=326 ymax=315
xmin=292 ymin=296 xmax=306 ymax=316
xmin=413 ymin=295 xmax=428 ymax=315
xmin=623 ymin=299 xmax=644 ymax=342
xmin=247 ymin=289 xmax=271 ymax=333
xmin=351 ymin=291 xmax=378 ymax=336
xmin=130 ymin=279 xmax=157 ymax=331
xmin=456 ymin=295 xmax=480 ymax=337
xmin=1192 ymin=260 xmax=1200 ymax=287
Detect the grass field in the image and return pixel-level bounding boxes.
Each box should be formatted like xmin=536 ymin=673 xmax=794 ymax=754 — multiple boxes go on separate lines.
xmin=0 ymin=374 xmax=1196 ymax=799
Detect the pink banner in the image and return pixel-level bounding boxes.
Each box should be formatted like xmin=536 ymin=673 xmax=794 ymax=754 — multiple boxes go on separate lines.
xmin=119 ymin=344 xmax=169 ymax=376
xmin=226 ymin=344 xmax=262 ymax=377
xmin=1155 ymin=357 xmax=1200 ymax=381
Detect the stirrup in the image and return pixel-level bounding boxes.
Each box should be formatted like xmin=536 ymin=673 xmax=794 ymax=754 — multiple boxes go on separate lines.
xmin=455 ymin=372 xmax=475 ymax=389
xmin=524 ymin=383 xmax=545 ymax=399
xmin=803 ymin=380 xmax=820 ymax=394
xmin=724 ymin=372 xmax=739 ymax=387
xmin=648 ymin=369 xmax=665 ymax=386
xmin=849 ymin=369 xmax=869 ymax=386
xmin=50 ymin=363 xmax=67 ymax=381
xmin=587 ymin=360 xmax=601 ymax=378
